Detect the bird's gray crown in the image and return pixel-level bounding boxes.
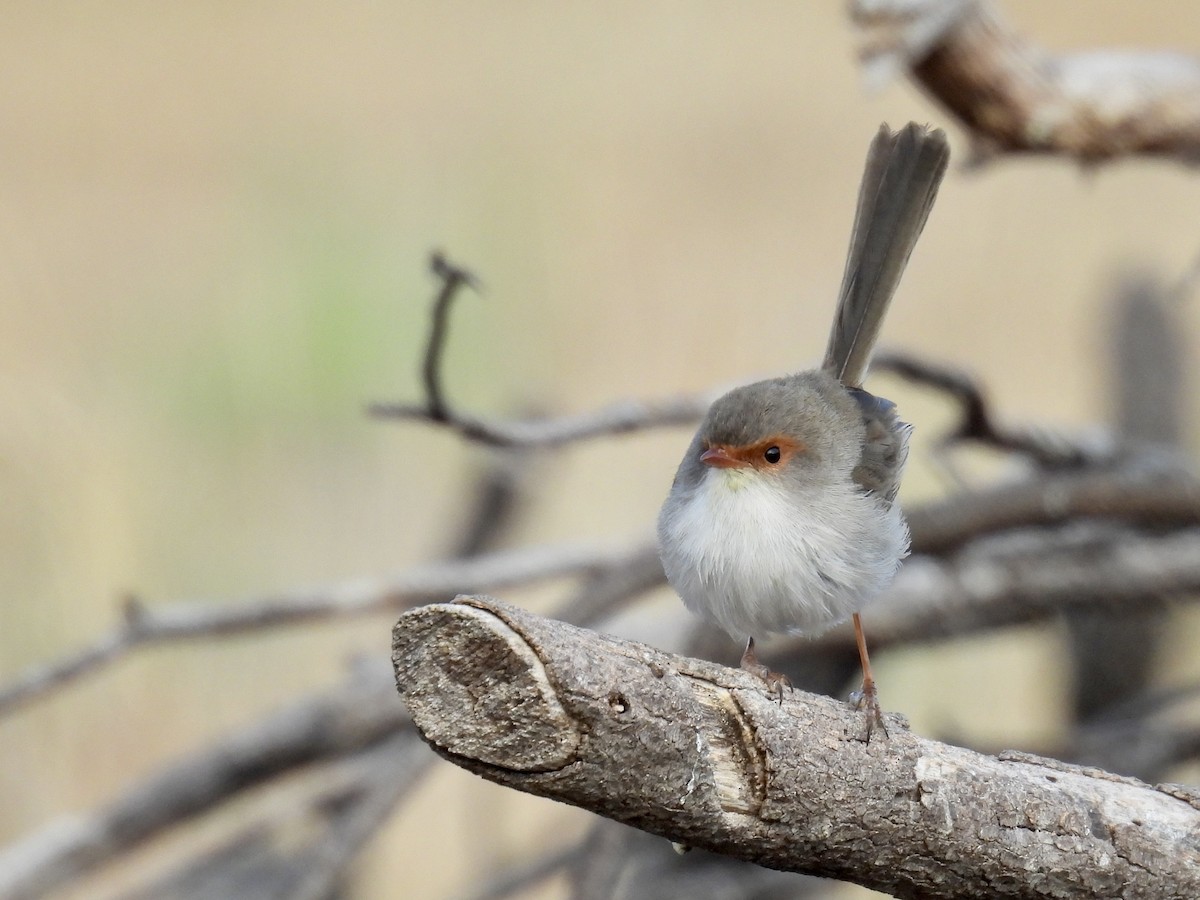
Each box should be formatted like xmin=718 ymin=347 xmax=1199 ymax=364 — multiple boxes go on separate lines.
xmin=700 ymin=370 xmax=864 ymax=466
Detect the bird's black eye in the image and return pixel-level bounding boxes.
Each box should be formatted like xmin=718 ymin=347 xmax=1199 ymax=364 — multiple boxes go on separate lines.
xmin=763 ymin=446 xmax=782 ymax=464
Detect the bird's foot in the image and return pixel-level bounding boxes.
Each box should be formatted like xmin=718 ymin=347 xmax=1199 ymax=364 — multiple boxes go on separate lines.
xmin=849 ymin=678 xmax=889 ymax=743
xmin=740 ymin=637 xmax=792 ymax=705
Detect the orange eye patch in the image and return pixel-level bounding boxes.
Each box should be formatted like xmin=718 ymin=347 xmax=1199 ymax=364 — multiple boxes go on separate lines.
xmin=700 ymin=436 xmax=806 ymax=470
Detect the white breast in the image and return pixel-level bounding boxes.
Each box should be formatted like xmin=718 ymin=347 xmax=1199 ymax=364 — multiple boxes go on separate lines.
xmin=657 ymin=467 xmax=908 ymax=639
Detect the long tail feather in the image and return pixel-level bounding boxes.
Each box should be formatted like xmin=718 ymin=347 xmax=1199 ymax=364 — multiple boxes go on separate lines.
xmin=823 ymin=123 xmax=950 ymax=388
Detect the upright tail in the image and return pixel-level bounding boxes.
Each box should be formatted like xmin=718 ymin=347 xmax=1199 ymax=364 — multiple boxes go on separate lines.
xmin=822 ymin=123 xmax=950 ymax=389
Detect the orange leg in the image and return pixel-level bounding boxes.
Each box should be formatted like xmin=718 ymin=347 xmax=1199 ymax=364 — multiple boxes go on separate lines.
xmin=852 ymin=612 xmax=887 ymax=741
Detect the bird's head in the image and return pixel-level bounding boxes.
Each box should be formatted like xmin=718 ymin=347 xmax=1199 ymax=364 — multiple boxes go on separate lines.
xmin=690 ymin=371 xmax=865 ymax=489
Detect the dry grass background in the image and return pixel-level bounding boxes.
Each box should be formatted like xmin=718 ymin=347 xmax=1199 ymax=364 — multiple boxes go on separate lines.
xmin=3 ymin=3 xmax=1200 ymax=898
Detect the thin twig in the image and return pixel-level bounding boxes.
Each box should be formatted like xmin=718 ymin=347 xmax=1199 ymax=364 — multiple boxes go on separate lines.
xmin=374 ymin=251 xmax=716 ymax=447
xmin=424 ymin=252 xmax=479 ymax=421
xmin=872 ymin=351 xmax=1096 ymax=468
xmin=368 ymin=393 xmax=714 ymax=449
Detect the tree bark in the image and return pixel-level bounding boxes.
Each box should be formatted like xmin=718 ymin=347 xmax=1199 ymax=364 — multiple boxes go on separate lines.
xmin=392 ymin=595 xmax=1200 ymax=900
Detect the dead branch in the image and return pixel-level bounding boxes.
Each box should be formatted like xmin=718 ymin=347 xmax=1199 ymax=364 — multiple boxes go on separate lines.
xmin=393 ymin=596 xmax=1200 ymax=900
xmin=368 ymin=393 xmax=714 ymax=449
xmin=0 ymin=531 xmax=660 ymax=899
xmin=833 ymin=525 xmax=1200 ymax=650
xmin=423 ymin=252 xmax=480 ymax=421
xmin=906 ymin=466 xmax=1200 ymax=555
xmin=370 ymin=251 xmax=715 ymax=447
xmin=0 ymin=668 xmax=414 ymax=900
xmin=0 ymin=538 xmax=654 ymax=719
xmin=851 ymin=0 xmax=1200 ymax=165
xmin=114 ymin=732 xmax=423 ymax=900
xmin=872 ymin=351 xmax=1098 ymax=468
xmin=9 ymin=459 xmax=1200 ymax=721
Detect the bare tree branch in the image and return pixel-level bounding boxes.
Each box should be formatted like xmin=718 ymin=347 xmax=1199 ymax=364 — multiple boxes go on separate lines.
xmin=0 ymin=669 xmax=413 ymax=900
xmin=757 ymin=524 xmax=1200 ymax=719
xmin=873 ymin=351 xmax=1099 ymax=468
xmin=8 ymin=461 xmax=1200 ymax=720
xmin=393 ymin=596 xmax=1200 ymax=900
xmin=0 ymin=563 xmax=671 ymax=900
xmin=107 ymin=732 xmax=424 ymax=900
xmin=368 ymin=394 xmax=714 ymax=450
xmin=836 ymin=525 xmax=1200 ymax=650
xmin=906 ymin=467 xmax=1200 ymax=556
xmin=423 ymin=252 xmax=480 ymax=421
xmin=370 ymin=250 xmax=714 ymax=448
xmin=851 ymin=0 xmax=1200 ymax=165
xmin=0 ymin=539 xmax=652 ymax=719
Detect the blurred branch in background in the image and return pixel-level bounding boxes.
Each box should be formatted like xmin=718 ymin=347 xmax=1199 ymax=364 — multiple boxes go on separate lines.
xmin=0 ymin=669 xmax=419 ymax=900
xmin=421 ymin=252 xmax=480 ymax=423
xmin=872 ymin=351 xmax=1098 ymax=470
xmin=0 ymin=539 xmax=658 ymax=719
xmin=852 ymin=0 xmax=1200 ymax=165
xmin=369 ymin=255 xmax=715 ymax=449
xmin=1066 ymin=274 xmax=1184 ymax=782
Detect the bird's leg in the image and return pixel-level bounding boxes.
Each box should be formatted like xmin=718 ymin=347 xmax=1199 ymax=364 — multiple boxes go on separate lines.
xmin=740 ymin=636 xmax=792 ymax=704
xmin=850 ymin=612 xmax=888 ymax=741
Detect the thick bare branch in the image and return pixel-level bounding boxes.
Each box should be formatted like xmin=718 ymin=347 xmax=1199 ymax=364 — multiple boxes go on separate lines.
xmin=851 ymin=0 xmax=1200 ymax=165
xmin=836 ymin=525 xmax=1200 ymax=651
xmin=906 ymin=467 xmax=1200 ymax=556
xmin=392 ymin=596 xmax=1200 ymax=900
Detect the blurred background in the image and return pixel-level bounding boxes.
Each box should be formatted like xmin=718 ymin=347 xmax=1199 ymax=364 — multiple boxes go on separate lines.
xmin=3 ymin=2 xmax=1200 ymax=898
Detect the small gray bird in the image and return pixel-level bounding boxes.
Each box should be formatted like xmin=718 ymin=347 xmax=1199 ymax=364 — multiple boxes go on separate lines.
xmin=657 ymin=123 xmax=949 ymax=735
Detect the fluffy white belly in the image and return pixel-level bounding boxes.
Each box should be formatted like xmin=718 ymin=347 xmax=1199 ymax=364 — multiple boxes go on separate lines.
xmin=657 ymin=468 xmax=907 ymax=639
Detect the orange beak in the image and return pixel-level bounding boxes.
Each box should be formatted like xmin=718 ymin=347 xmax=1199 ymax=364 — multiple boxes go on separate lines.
xmin=700 ymin=446 xmax=748 ymax=469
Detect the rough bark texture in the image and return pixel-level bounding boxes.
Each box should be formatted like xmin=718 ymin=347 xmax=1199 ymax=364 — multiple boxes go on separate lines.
xmin=393 ymin=595 xmax=1200 ymax=900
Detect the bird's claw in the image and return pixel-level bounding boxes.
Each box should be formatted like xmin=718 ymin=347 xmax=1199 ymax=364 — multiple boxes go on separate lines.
xmin=850 ymin=681 xmax=889 ymax=743
xmin=740 ymin=637 xmax=793 ymax=705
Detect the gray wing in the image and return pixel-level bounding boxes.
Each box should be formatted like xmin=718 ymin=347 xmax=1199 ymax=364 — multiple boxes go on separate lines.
xmin=824 ymin=122 xmax=950 ymax=389
xmin=848 ymin=388 xmax=911 ymax=504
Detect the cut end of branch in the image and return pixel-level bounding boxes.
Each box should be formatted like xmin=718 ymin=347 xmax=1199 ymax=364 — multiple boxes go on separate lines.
xmin=391 ymin=597 xmax=580 ymax=772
